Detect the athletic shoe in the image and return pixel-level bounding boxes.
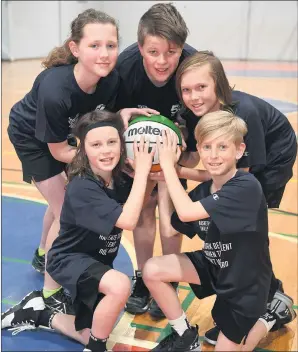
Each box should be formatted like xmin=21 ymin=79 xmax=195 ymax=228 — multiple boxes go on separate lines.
xmin=32 ymin=248 xmax=45 ymax=274
xmin=149 ymin=282 xmax=179 ymax=320
xmin=204 ymin=325 xmax=219 ymax=345
xmin=269 ymin=290 xmax=297 ymax=331
xmin=267 ymin=278 xmax=284 ymax=309
xmin=1 ymin=290 xmax=52 ymax=335
xmin=151 ymin=325 xmax=201 ymax=351
xmin=125 ymin=270 xmax=151 ymax=314
xmin=43 ymin=289 xmax=75 ymax=315
xmin=204 ymin=290 xmax=297 ymax=345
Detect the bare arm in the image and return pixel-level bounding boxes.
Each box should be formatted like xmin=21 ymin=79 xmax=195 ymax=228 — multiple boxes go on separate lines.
xmin=115 ymin=171 xmax=149 ymax=231
xmin=178 ymin=151 xmax=200 ymax=168
xmin=239 ymin=167 xmax=249 ymax=172
xmin=162 ymin=166 xmax=210 ymax=222
xmin=176 ymin=165 xmax=211 ymax=182
xmin=48 ymin=140 xmax=77 ymax=164
xmin=115 ymin=137 xmax=155 ymax=231
xmin=157 ymin=130 xmax=210 ymax=222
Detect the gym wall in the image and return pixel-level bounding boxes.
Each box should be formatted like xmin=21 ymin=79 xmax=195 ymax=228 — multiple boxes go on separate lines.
xmin=2 ymin=0 xmax=297 ymax=61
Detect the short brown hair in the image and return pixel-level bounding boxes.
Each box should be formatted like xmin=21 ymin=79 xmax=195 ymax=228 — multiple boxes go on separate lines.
xmin=137 ymin=3 xmax=188 ymax=47
xmin=176 ymin=51 xmax=233 ymax=110
xmin=195 ymin=110 xmax=247 ymax=146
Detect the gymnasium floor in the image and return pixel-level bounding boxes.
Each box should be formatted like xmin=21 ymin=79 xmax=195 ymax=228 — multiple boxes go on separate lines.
xmin=1 ymin=59 xmax=297 ymax=351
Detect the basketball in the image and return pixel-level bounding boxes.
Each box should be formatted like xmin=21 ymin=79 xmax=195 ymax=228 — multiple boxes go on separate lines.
xmin=124 ymin=115 xmax=182 ymax=172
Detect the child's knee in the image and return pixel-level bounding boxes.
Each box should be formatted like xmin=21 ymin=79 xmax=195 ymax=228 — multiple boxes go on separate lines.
xmin=107 ymin=272 xmax=131 ymax=300
xmin=160 ymin=224 xmax=180 ymax=238
xmin=143 ymin=258 xmax=162 ymax=282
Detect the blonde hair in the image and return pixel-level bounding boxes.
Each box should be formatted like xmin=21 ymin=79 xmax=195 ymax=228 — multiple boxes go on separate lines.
xmin=195 ymin=110 xmax=247 ymax=146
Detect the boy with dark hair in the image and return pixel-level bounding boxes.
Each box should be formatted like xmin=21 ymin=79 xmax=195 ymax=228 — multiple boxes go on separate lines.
xmin=115 ymin=2 xmax=204 ymax=318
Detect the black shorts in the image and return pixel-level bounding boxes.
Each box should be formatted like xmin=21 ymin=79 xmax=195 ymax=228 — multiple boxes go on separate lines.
xmin=74 ymin=262 xmax=112 ymax=331
xmin=185 ymin=250 xmax=258 ymax=344
xmin=8 ymin=131 xmax=66 ymax=184
xmin=264 ymin=185 xmax=286 ymax=208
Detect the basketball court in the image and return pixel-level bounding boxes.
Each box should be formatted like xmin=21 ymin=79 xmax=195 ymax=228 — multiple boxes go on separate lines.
xmin=1 ymin=59 xmax=297 ymax=351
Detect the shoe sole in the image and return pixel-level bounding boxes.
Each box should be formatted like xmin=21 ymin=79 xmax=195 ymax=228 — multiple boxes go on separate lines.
xmin=204 ymin=336 xmax=217 ymax=346
xmin=125 ymin=304 xmax=150 ymax=315
xmin=32 ymin=265 xmax=45 ymax=274
xmin=273 ymin=291 xmax=297 ymax=322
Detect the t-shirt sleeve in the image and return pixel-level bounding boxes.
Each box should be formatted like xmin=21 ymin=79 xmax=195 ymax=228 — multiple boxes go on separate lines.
xmin=70 ymin=179 xmax=123 ymax=236
xmin=200 ymin=175 xmax=262 ymax=234
xmin=35 ymin=81 xmax=70 ymax=143
xmin=171 ymin=183 xmax=211 ymax=241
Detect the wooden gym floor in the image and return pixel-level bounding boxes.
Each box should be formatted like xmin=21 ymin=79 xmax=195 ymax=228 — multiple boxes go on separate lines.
xmin=1 ymin=59 xmax=297 ymax=351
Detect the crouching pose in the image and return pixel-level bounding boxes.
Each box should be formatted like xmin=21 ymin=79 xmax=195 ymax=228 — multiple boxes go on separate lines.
xmin=143 ymin=111 xmax=296 ymax=351
xmin=2 ymin=110 xmax=156 ymax=352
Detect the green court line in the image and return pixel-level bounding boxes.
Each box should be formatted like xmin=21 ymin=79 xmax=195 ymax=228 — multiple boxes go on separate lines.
xmin=2 ymin=256 xmax=31 ymax=265
xmin=2 ymin=299 xmax=17 ymax=306
xmin=130 ymin=323 xmax=163 ymax=333
xmin=178 ymin=284 xmax=191 ymax=290
xmin=269 ymin=209 xmax=298 ymax=217
xmin=273 ymin=233 xmax=298 ymax=239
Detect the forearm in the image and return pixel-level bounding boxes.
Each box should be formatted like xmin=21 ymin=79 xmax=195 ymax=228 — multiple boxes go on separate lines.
xmin=48 ymin=142 xmax=77 ymax=164
xmin=178 ymin=151 xmax=199 ymax=168
xmin=122 ymin=172 xmax=149 ymax=229
xmin=56 ymin=147 xmax=77 ymax=164
xmin=162 ymin=165 xmax=194 ymax=219
xmin=177 ymin=165 xmax=211 ymax=182
xmin=143 ymin=180 xmax=157 ymax=205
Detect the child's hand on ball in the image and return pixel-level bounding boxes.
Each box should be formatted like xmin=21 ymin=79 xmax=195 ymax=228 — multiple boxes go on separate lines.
xmin=157 ymin=130 xmax=181 ymax=170
xmin=133 ymin=136 xmax=155 ymax=175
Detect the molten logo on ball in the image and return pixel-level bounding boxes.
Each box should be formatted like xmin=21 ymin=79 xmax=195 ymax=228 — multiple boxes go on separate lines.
xmin=128 ymin=125 xmax=163 ymax=137
xmin=124 ymin=115 xmax=182 ymax=172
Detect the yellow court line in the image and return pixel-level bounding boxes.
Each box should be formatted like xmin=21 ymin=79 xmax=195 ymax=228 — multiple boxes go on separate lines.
xmin=2 ymin=193 xmax=47 ymax=203
xmin=2 ymin=194 xmax=298 ymax=244
xmin=2 ymin=183 xmax=39 ymax=191
xmin=269 ymin=232 xmax=297 ymax=243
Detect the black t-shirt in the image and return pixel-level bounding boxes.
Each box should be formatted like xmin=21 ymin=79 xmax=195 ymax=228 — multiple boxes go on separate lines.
xmin=47 ymin=173 xmax=130 ymax=300
xmin=181 ymin=90 xmax=297 ymax=188
xmin=8 ymin=64 xmax=119 ymax=148
xmin=172 ymin=171 xmax=272 ymax=317
xmin=114 ymin=42 xmax=197 ymax=120
xmin=232 ymin=90 xmax=297 ymax=189
xmin=171 ymin=180 xmax=212 ymax=241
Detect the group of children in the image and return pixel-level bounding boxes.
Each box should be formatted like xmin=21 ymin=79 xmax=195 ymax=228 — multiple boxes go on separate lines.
xmin=2 ymin=3 xmax=297 ymax=352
